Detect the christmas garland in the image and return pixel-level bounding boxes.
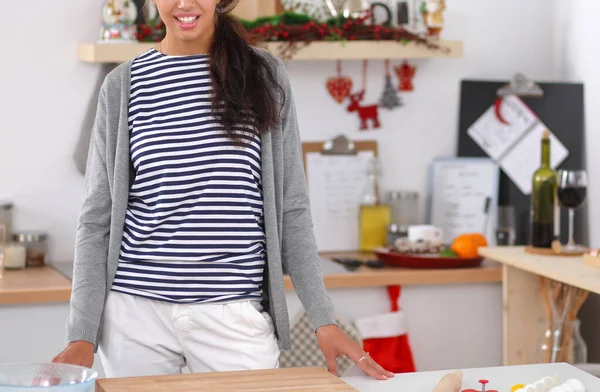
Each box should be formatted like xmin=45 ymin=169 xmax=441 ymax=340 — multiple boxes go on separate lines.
xmin=137 ymin=11 xmax=449 ymax=60
xmin=240 ymin=11 xmax=449 ymax=59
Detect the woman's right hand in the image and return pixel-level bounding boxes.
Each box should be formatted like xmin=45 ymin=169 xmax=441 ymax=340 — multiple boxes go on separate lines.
xmin=52 ymin=341 xmax=95 ymax=368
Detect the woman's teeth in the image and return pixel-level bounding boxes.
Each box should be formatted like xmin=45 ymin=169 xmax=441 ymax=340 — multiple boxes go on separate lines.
xmin=177 ymin=16 xmax=198 ymax=24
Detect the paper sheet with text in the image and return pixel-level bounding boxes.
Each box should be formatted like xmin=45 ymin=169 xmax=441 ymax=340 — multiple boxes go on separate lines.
xmin=305 ymin=151 xmax=375 ymax=252
xmin=467 ymin=95 xmax=569 ymax=194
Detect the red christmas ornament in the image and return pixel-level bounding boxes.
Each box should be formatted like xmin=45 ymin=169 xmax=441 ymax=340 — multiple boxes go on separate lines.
xmin=326 ymin=60 xmax=353 ymax=104
xmin=395 ymin=60 xmax=417 ymax=91
xmin=347 ymin=60 xmax=380 ymax=131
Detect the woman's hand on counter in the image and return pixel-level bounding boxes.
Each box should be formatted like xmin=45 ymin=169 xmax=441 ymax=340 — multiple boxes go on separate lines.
xmin=51 ymin=341 xmax=94 ymax=368
xmin=315 ymin=325 xmax=394 ymax=381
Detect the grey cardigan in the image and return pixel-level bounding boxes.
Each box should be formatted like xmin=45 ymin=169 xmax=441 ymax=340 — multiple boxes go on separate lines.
xmin=67 ymin=50 xmax=336 ymax=351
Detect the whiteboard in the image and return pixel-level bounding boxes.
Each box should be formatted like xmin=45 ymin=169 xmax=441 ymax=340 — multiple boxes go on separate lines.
xmin=429 ymin=157 xmax=500 ymax=245
xmin=305 ymin=151 xmax=375 ymax=252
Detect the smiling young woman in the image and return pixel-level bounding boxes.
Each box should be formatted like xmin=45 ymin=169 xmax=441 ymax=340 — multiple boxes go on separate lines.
xmin=51 ymin=0 xmax=393 ymax=381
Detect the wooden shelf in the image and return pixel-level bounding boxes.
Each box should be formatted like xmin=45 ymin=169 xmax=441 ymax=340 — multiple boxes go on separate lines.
xmin=283 ymin=252 xmax=502 ymax=290
xmin=479 ymin=246 xmax=600 ymax=295
xmin=77 ymin=40 xmax=463 ymax=63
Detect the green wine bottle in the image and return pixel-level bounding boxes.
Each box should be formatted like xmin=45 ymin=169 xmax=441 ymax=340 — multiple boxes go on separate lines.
xmin=531 ymin=130 xmax=557 ymax=248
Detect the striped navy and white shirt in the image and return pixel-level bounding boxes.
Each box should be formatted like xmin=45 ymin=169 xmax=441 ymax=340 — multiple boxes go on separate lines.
xmin=111 ymin=48 xmax=266 ymax=304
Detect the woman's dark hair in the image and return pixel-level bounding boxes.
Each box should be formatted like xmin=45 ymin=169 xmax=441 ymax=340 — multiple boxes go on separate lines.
xmin=210 ymin=0 xmax=283 ymax=141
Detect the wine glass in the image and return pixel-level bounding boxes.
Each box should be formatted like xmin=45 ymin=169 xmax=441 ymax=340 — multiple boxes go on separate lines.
xmin=557 ymin=169 xmax=588 ymax=253
xmin=496 ymin=205 xmax=516 ymax=246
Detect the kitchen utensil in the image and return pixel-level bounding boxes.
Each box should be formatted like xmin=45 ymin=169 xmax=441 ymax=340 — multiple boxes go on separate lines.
xmin=331 ymin=258 xmax=385 ymax=270
xmin=0 ymin=363 xmax=97 ymax=391
xmin=373 ymin=248 xmax=483 ymax=269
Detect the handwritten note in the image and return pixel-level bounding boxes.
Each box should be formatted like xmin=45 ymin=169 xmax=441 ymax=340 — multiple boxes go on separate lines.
xmin=467 ymin=95 xmax=569 ymax=194
xmin=305 ymin=151 xmax=375 ymax=252
xmin=430 ymin=158 xmax=500 ymax=244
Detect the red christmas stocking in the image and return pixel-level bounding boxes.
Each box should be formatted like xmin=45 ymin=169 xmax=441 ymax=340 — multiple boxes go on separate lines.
xmin=353 ymin=286 xmax=416 ymax=373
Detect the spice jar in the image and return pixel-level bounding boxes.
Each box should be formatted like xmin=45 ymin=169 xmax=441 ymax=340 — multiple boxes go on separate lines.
xmin=387 ymin=191 xmax=419 ymax=226
xmin=12 ymin=232 xmax=48 ymax=267
xmin=0 ymin=203 xmax=13 ymax=240
xmin=1 ymin=242 xmax=26 ymax=269
xmin=386 ymin=223 xmax=407 ymax=246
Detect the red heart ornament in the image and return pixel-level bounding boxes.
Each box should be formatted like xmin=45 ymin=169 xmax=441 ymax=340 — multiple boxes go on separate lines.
xmin=326 ymin=76 xmax=353 ymax=103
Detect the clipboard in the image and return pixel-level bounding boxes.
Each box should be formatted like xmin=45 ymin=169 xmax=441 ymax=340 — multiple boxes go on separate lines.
xmin=302 ymin=134 xmax=378 ymax=252
xmin=428 ymin=157 xmax=500 ymax=245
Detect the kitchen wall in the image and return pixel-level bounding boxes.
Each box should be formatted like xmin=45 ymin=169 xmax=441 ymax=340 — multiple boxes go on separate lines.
xmin=1 ymin=0 xmax=558 ymax=262
xmin=552 ymin=0 xmax=600 ymax=362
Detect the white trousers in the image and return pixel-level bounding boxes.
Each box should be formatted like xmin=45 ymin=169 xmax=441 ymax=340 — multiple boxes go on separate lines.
xmin=98 ymin=291 xmax=280 ymax=378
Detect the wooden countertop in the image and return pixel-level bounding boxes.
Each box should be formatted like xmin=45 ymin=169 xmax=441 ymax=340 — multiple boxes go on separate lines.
xmin=0 ymin=252 xmax=502 ymax=305
xmin=96 ymin=367 xmax=356 ymax=392
xmin=283 ymin=252 xmax=502 ymax=290
xmin=479 ymin=246 xmax=600 ymax=295
xmin=0 ymin=266 xmax=72 ymax=305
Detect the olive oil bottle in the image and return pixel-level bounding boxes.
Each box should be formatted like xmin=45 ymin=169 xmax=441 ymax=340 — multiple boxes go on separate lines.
xmin=359 ymin=158 xmax=391 ymax=252
xmin=530 ymin=130 xmax=557 ymax=248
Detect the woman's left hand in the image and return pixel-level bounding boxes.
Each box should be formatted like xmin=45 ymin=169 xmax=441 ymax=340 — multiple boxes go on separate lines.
xmin=315 ymin=325 xmax=394 ymax=380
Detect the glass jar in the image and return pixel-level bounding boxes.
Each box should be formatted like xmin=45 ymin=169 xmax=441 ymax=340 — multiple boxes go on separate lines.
xmin=12 ymin=232 xmax=48 ymax=267
xmin=386 ymin=191 xmax=419 ymax=226
xmin=100 ymin=0 xmax=139 ymax=42
xmin=534 ymin=317 xmax=587 ymax=364
xmin=386 ymin=223 xmax=407 ymax=246
xmin=0 ymin=203 xmax=13 ymax=241
xmin=1 ymin=242 xmax=26 ymax=270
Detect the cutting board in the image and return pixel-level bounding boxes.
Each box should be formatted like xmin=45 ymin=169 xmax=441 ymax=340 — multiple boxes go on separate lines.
xmin=96 ymin=367 xmax=357 ymax=392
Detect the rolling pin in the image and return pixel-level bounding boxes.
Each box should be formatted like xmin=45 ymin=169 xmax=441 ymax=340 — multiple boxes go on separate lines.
xmin=433 ymin=370 xmax=463 ymax=392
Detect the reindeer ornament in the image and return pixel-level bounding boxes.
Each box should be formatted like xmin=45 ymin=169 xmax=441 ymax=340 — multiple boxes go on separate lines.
xmin=345 ymin=60 xmax=381 ymax=131
xmin=347 ymin=90 xmax=381 ymax=130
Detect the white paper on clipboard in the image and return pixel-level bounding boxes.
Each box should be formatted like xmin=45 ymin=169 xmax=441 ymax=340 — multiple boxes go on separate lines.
xmin=429 ymin=157 xmax=500 ymax=244
xmin=467 ymin=95 xmax=569 ymax=194
xmin=305 ymin=151 xmax=374 ymax=252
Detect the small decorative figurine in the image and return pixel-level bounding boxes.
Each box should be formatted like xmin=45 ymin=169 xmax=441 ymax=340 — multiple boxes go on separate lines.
xmin=395 ymin=60 xmax=417 ymax=91
xmin=421 ymin=0 xmax=445 ymax=38
xmin=99 ymin=0 xmax=139 ymax=42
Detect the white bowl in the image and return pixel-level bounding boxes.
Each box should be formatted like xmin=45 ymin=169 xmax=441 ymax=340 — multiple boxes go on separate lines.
xmin=0 ymin=363 xmax=97 ymax=391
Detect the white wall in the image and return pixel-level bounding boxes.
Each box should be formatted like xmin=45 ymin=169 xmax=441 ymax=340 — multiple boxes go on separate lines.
xmin=0 ymin=0 xmax=557 ymax=262
xmin=552 ymin=0 xmax=600 ymax=362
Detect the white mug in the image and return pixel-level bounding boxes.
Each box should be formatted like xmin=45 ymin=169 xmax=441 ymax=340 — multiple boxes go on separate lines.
xmin=408 ymin=225 xmax=444 ymax=244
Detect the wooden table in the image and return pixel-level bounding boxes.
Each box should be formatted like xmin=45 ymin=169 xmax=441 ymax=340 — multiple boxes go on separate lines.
xmin=96 ymin=367 xmax=356 ymax=392
xmin=478 ymin=246 xmax=600 ymax=366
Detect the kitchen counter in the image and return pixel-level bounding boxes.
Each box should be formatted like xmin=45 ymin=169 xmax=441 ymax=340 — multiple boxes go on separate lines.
xmin=0 ymin=266 xmax=71 ymax=305
xmin=479 ymin=246 xmax=600 ymax=294
xmin=478 ymin=246 xmax=597 ymax=366
xmin=0 ymin=253 xmax=501 ymax=305
xmin=291 ymin=252 xmax=501 ymax=290
xmin=0 ymin=254 xmax=503 ymax=373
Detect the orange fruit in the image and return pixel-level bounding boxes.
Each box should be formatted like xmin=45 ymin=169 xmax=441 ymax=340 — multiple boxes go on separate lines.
xmin=450 ymin=234 xmax=479 ymax=258
xmin=469 ymin=233 xmax=488 ymax=247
